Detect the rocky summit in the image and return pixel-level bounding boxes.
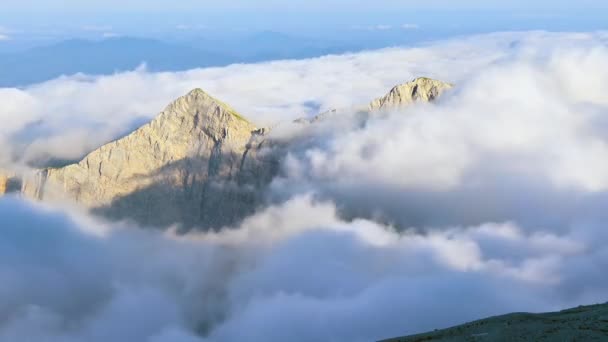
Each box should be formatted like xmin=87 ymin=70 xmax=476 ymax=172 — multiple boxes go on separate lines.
xmin=19 ymin=88 xmax=277 ymax=230
xmin=369 ymin=77 xmax=453 ymax=111
xmin=2 ymin=77 xmax=451 ymax=230
xmin=297 ymin=77 xmax=453 ymax=124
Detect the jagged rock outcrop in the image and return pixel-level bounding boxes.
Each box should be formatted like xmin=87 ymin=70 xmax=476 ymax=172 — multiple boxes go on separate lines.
xmin=21 ymin=89 xmax=278 ymax=230
xmin=368 ymin=77 xmax=453 ymax=111
xmin=297 ymin=77 xmax=452 ymax=124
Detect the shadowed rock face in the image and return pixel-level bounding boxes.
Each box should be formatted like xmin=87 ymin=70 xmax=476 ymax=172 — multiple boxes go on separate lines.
xmin=20 ymin=88 xmax=278 ymax=230
xmin=381 ymin=303 xmax=608 ymax=342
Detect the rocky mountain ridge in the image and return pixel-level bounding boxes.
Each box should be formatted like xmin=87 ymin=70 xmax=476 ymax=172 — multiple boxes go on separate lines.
xmin=1 ymin=77 xmax=453 ymax=230
xmin=296 ymin=77 xmax=453 ymax=124
xmin=369 ymin=77 xmax=453 ymax=111
xmin=20 ymin=88 xmax=275 ymax=229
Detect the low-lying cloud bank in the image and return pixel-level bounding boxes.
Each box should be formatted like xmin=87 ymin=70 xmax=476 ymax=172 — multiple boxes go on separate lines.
xmin=1 ymin=195 xmax=606 ymax=342
xmin=1 ymin=30 xmax=608 ymax=341
xmin=273 ymin=30 xmax=608 ymax=231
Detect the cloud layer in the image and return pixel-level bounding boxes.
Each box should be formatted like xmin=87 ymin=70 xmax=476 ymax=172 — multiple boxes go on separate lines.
xmin=0 ymin=31 xmax=544 ymax=166
xmin=1 ymin=30 xmax=608 ymax=341
xmin=1 ymin=194 xmax=606 ymax=342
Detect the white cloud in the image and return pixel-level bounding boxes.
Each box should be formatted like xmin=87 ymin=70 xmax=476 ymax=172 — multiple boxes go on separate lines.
xmin=0 ymin=192 xmax=605 ymax=341
xmin=401 ymin=23 xmax=419 ymax=30
xmin=280 ymin=33 xmax=608 ymax=195
xmin=2 ymin=30 xmax=608 ymax=340
xmin=373 ymin=24 xmax=393 ymax=30
xmin=82 ymin=25 xmax=113 ymax=32
xmin=176 ymin=24 xmax=207 ymax=31
xmin=0 ymin=31 xmax=553 ymax=166
xmin=101 ymin=32 xmax=120 ymax=38
xmin=351 ymin=24 xmax=395 ymax=31
xmin=264 ymin=33 xmax=608 ymax=236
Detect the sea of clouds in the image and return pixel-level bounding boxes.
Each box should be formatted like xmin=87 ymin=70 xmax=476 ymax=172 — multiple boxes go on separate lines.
xmin=1 ymin=30 xmax=608 ymax=341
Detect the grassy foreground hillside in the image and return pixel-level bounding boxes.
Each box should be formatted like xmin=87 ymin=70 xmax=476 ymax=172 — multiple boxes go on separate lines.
xmin=382 ymin=303 xmax=608 ymax=341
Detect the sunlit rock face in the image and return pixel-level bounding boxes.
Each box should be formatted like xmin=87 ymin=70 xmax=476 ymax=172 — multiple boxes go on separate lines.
xmin=0 ymin=170 xmax=20 ymax=195
xmin=368 ymin=77 xmax=453 ymax=111
xmin=297 ymin=77 xmax=453 ymax=124
xmin=0 ymin=174 xmax=8 ymax=195
xmin=22 ymin=89 xmax=278 ymax=230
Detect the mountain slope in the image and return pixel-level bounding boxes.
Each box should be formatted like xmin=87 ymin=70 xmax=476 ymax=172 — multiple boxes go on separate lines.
xmin=381 ymin=303 xmax=608 ymax=342
xmin=21 ymin=88 xmax=275 ymax=230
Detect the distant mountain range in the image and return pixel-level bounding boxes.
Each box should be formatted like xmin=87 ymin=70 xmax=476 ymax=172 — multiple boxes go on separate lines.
xmin=0 ymin=33 xmax=359 ymax=88
xmin=0 ymin=37 xmax=229 ymax=87
xmin=0 ymin=29 xmax=455 ymax=88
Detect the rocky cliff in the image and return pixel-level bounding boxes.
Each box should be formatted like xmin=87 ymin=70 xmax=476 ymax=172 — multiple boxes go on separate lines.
xmin=369 ymin=77 xmax=453 ymax=111
xmin=0 ymin=174 xmax=9 ymax=195
xmin=298 ymin=77 xmax=453 ymax=124
xmin=0 ymin=169 xmax=20 ymax=195
xmin=21 ymin=89 xmax=277 ymax=230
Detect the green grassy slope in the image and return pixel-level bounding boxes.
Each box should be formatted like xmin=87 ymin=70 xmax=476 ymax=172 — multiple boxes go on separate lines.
xmin=382 ymin=303 xmax=608 ymax=342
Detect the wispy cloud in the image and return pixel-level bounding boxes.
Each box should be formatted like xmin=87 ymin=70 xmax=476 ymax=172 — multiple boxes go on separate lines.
xmin=0 ymin=26 xmax=12 ymax=41
xmin=351 ymin=24 xmax=393 ymax=31
xmin=373 ymin=24 xmax=393 ymax=30
xmin=82 ymin=25 xmax=113 ymax=32
xmin=101 ymin=32 xmax=120 ymax=38
xmin=401 ymin=23 xmax=420 ymax=30
xmin=175 ymin=24 xmax=207 ymax=31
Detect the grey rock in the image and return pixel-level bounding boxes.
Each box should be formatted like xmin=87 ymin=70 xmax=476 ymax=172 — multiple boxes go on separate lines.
xmin=368 ymin=77 xmax=453 ymax=111
xmin=296 ymin=77 xmax=453 ymax=124
xmin=21 ymin=88 xmax=278 ymax=230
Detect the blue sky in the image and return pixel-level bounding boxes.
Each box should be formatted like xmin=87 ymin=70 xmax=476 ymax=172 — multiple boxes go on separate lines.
xmin=0 ymin=0 xmax=606 ymax=53
xmin=4 ymin=0 xmax=608 ymax=11
xmin=2 ymin=1 xmax=606 ymax=31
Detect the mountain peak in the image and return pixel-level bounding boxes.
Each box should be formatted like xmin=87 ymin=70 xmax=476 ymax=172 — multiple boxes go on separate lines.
xmin=295 ymin=77 xmax=453 ymax=124
xmin=369 ymin=77 xmax=453 ymax=111
xmin=16 ymin=88 xmax=270 ymax=230
xmin=168 ymin=88 xmax=250 ymax=124
xmin=187 ymin=87 xmax=207 ymax=96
